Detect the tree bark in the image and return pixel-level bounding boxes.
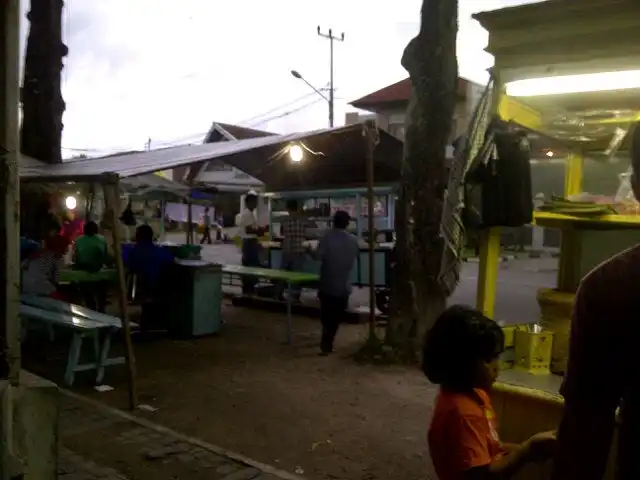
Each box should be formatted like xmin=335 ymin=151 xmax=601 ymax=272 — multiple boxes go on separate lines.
xmin=384 ymin=0 xmax=459 ymax=360
xmin=21 ymin=0 xmax=67 ymax=164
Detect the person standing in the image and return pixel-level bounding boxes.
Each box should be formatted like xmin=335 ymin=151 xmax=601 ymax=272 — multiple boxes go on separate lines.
xmin=236 ymin=192 xmax=266 ymax=294
xmin=276 ymin=199 xmax=311 ymax=302
xmin=314 ymin=210 xmax=359 ymax=355
xmin=551 ymin=124 xmax=640 ymax=480
xmin=200 ymin=207 xmax=213 ymax=245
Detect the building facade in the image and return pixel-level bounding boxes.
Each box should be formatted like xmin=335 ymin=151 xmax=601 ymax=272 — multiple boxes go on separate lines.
xmin=347 ymin=77 xmax=485 ymax=154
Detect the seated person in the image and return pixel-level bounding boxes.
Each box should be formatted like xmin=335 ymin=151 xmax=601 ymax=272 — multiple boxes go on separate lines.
xmin=73 ymin=221 xmax=109 ymax=273
xmin=126 ymin=224 xmax=174 ymax=299
xmin=20 ymin=237 xmax=41 ymax=262
xmin=21 ymin=235 xmax=70 ymax=301
xmin=126 ymin=225 xmax=175 ymax=333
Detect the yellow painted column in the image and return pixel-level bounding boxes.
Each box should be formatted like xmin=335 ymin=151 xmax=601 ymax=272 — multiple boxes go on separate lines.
xmin=564 ymin=150 xmax=584 ymax=197
xmin=476 ymin=227 xmax=501 ymax=318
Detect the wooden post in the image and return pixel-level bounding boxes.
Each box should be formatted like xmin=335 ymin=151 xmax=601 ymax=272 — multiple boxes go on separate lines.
xmin=0 ymin=0 xmax=22 ymax=386
xmin=364 ymin=120 xmax=377 ymax=335
xmin=103 ymin=177 xmax=138 ymax=410
xmin=186 ymin=199 xmax=193 ymax=244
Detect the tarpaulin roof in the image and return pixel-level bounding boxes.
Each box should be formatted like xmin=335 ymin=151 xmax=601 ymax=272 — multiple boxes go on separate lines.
xmin=212 ymin=124 xmax=403 ymax=192
xmin=120 ymin=173 xmax=190 ymax=197
xmin=20 ymin=125 xmax=404 ymax=191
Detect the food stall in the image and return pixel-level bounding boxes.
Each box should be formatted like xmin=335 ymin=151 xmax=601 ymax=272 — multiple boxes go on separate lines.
xmin=471 ymin=1 xmax=640 ymax=478
xmin=217 ymin=124 xmax=404 ymax=313
xmin=263 ymin=186 xmax=396 ymax=309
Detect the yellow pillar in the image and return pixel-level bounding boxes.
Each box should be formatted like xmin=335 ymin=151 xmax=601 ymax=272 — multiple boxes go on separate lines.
xmin=564 ymin=150 xmax=584 ymax=197
xmin=476 ymin=227 xmax=501 ymax=318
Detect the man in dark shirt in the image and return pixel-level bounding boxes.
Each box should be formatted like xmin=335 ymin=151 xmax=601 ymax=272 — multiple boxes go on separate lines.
xmin=314 ymin=210 xmax=359 ymax=355
xmin=552 ymin=125 xmax=640 ymax=480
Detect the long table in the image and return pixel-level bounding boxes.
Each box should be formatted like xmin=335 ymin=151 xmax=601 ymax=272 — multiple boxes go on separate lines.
xmin=221 ymin=265 xmax=319 ymax=344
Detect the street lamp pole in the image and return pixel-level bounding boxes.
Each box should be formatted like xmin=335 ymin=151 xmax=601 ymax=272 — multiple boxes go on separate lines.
xmin=317 ymin=27 xmax=344 ymax=128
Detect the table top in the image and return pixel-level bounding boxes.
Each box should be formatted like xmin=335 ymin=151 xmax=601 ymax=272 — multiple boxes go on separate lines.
xmin=534 ymin=211 xmax=640 ymax=230
xmin=59 ymin=268 xmax=117 ymax=284
xmin=494 ymin=369 xmax=563 ymax=405
xmin=221 ymin=264 xmax=319 ymax=283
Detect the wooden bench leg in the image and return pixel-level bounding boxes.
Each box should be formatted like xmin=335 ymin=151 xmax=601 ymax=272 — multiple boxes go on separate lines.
xmin=64 ymin=333 xmax=84 ymax=386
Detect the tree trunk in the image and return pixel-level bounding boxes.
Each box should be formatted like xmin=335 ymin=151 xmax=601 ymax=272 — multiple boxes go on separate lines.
xmin=21 ymin=0 xmax=67 ymax=164
xmin=384 ymin=0 xmax=459 ymax=361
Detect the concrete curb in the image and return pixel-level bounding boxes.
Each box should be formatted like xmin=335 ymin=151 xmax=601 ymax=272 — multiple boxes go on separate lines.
xmin=464 ymin=251 xmax=560 ymax=262
xmin=60 ymin=389 xmax=307 ymax=480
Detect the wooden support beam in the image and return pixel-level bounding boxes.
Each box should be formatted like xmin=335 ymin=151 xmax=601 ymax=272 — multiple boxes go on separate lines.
xmin=104 ymin=179 xmax=138 ymax=410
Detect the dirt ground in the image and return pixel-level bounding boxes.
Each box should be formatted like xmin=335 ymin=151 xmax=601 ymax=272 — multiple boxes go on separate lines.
xmin=26 ymin=302 xmax=439 ymax=480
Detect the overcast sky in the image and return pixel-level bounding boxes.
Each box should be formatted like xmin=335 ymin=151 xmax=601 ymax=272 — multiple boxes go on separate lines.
xmin=19 ymin=0 xmax=543 ymax=156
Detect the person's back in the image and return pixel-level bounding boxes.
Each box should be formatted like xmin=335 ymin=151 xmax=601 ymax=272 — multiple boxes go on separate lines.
xmin=553 ymin=243 xmax=640 ymax=480
xmin=318 ymin=228 xmax=359 ymax=296
xmin=127 ymin=225 xmax=174 ymax=291
xmin=21 ymin=235 xmax=69 ymax=297
xmin=74 ymin=222 xmax=108 ymax=273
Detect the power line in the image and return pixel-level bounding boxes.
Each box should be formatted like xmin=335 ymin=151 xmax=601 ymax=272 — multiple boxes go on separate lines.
xmin=248 ymin=98 xmax=325 ymax=127
xmin=237 ymin=92 xmax=318 ymax=125
xmin=61 ymin=94 xmax=328 ymax=154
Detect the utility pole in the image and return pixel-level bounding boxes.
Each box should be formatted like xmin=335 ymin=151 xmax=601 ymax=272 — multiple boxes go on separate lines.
xmin=145 ymin=138 xmax=152 ymax=151
xmin=317 ymin=27 xmax=344 ymax=128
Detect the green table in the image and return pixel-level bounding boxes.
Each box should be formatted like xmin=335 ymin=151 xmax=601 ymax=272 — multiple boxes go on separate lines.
xmin=221 ymin=265 xmax=319 ymax=344
xmin=59 ymin=268 xmax=117 ymax=284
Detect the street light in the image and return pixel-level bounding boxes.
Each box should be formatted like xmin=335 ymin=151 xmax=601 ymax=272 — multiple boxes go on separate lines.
xmin=290 ymin=69 xmax=331 ymax=125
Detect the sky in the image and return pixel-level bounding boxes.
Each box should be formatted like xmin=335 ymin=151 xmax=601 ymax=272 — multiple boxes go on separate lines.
xmin=18 ymin=0 xmax=544 ymax=157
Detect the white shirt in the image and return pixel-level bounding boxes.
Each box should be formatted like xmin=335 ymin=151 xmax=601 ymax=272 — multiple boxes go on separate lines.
xmin=236 ymin=208 xmax=258 ymax=238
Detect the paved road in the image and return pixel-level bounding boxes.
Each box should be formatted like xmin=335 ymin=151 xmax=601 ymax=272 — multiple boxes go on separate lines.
xmin=170 ymin=235 xmax=558 ymax=326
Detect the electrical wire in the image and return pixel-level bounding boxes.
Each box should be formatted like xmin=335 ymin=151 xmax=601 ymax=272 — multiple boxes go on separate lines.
xmin=61 ymin=93 xmax=328 ymax=154
xmin=248 ymin=98 xmax=325 ymax=127
xmin=237 ymin=92 xmax=318 ymax=125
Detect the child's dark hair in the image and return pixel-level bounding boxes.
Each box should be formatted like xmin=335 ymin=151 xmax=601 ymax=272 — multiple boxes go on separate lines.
xmin=422 ymin=305 xmax=504 ymax=391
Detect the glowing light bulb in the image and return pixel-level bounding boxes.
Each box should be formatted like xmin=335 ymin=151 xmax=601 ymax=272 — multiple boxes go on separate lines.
xmin=65 ymin=196 xmax=77 ymax=210
xmin=289 ymin=144 xmax=303 ymax=162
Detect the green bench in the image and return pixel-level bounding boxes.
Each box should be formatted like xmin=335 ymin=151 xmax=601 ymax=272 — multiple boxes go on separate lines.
xmin=221 ymin=265 xmax=319 ymax=344
xmin=59 ymin=268 xmax=117 ymax=285
xmin=20 ymin=295 xmax=131 ymax=386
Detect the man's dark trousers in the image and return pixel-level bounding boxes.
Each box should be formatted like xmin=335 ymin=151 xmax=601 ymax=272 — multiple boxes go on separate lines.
xmin=319 ymin=292 xmax=349 ymax=353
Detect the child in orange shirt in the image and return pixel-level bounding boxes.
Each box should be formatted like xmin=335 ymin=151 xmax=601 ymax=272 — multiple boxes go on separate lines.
xmin=423 ymin=305 xmax=557 ymax=480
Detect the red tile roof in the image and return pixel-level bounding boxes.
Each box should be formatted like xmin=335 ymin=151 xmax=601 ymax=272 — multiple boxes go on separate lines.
xmin=350 ymin=77 xmax=470 ymax=111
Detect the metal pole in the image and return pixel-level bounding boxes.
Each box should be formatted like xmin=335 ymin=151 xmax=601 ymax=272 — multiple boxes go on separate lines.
xmin=317 ymin=27 xmax=344 ymax=128
xmin=104 ymin=179 xmax=138 ymax=410
xmin=329 ymin=30 xmax=334 ymax=128
xmin=364 ymin=120 xmax=376 ymax=335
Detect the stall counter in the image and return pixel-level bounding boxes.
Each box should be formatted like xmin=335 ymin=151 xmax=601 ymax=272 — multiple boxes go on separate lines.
xmin=262 ymin=240 xmax=394 ymax=288
xmin=492 ymin=370 xmax=617 ymax=480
